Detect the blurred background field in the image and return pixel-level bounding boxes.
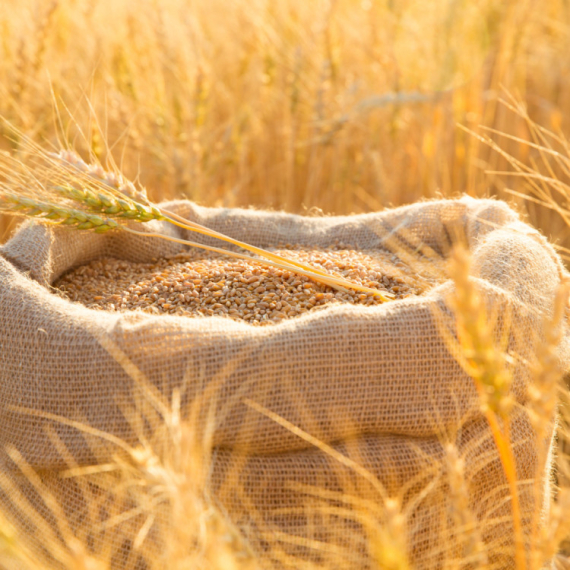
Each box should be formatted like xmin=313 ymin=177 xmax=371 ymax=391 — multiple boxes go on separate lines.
xmin=1 ymin=0 xmax=570 ymax=245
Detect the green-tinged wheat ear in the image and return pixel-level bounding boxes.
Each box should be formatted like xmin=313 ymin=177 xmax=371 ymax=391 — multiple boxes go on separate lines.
xmin=0 ymin=194 xmax=120 ymax=233
xmin=47 ymin=154 xmax=394 ymax=300
xmin=52 ymin=184 xmax=165 ymax=223
xmin=40 ymin=151 xmax=394 ymax=300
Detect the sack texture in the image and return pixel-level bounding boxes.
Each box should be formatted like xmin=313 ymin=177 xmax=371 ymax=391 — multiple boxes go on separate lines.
xmin=0 ymin=196 xmax=568 ymax=568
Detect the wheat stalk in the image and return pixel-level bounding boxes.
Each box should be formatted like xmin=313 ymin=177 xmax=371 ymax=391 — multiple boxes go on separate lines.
xmin=49 ymin=150 xmax=394 ymax=298
xmin=445 ymin=245 xmax=525 ymax=570
xmin=0 ymin=143 xmax=395 ymax=301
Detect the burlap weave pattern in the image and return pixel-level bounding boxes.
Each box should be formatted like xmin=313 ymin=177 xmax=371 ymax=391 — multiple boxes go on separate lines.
xmin=0 ymin=196 xmax=567 ymax=568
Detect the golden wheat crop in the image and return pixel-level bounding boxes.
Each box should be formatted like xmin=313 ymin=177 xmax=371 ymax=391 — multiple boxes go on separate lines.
xmin=0 ymin=0 xmax=569 ymax=240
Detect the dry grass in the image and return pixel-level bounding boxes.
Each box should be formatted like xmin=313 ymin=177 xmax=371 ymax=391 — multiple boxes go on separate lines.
xmin=1 ymin=0 xmax=570 ymax=569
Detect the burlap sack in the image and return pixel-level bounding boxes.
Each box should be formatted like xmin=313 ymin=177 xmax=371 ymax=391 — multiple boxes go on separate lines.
xmin=0 ymin=196 xmax=568 ymax=568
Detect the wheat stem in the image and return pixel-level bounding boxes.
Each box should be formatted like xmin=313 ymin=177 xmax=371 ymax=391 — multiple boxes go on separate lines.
xmin=52 ymin=151 xmax=389 ymax=297
xmin=0 ymin=189 xmax=393 ymax=299
xmin=46 ymin=151 xmax=395 ymax=301
xmin=123 ymin=227 xmax=376 ymax=296
xmin=0 ymin=148 xmax=395 ymax=301
xmin=157 ymin=210 xmax=393 ymax=299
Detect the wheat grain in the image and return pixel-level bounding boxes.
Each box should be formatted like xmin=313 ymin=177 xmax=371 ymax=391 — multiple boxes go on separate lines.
xmin=54 ymin=247 xmax=426 ymax=325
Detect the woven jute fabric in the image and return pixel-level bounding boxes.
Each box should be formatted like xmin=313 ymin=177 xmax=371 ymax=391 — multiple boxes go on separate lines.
xmin=0 ymin=196 xmax=568 ymax=568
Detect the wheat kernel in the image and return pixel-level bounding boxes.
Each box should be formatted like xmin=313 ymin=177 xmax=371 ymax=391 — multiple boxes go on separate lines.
xmin=54 ymin=246 xmax=437 ymax=325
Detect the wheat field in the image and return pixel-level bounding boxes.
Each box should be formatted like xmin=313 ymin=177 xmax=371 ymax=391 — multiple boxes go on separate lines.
xmin=1 ymin=0 xmax=569 ymax=239
xmin=1 ymin=0 xmax=570 ymax=568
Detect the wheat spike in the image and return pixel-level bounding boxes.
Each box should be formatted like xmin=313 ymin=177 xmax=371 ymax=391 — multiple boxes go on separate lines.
xmin=0 ymin=143 xmax=395 ymax=301
xmin=0 ymin=193 xmax=119 ymax=233
xmin=46 ymin=151 xmax=395 ymax=300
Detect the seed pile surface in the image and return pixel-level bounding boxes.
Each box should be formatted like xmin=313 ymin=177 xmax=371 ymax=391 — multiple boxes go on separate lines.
xmin=54 ymin=246 xmax=436 ymax=325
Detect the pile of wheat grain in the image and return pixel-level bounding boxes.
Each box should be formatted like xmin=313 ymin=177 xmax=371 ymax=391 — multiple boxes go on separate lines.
xmin=54 ymin=246 xmax=434 ymax=324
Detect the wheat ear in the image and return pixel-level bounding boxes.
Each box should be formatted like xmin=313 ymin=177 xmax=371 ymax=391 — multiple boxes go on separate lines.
xmin=47 ymin=150 xmax=395 ymax=300
xmin=446 ymin=246 xmax=525 ymax=570
xmin=0 ymin=192 xmax=361 ymax=294
xmin=0 ymin=193 xmax=120 ymax=233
